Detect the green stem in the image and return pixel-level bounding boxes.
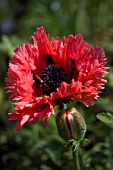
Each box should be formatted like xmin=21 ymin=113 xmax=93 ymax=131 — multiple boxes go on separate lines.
xmin=72 ymin=147 xmax=80 ymax=170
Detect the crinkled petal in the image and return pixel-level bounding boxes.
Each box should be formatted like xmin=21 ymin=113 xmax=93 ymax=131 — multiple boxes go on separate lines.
xmin=32 ymin=26 xmax=54 ymax=76
xmin=5 ymin=26 xmax=108 ymax=129
xmin=5 ymin=44 xmax=43 ymax=106
xmin=8 ymin=96 xmax=55 ymax=130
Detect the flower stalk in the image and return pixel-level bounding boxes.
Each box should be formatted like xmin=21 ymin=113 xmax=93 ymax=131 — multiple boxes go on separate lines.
xmin=65 ymin=139 xmax=81 ymax=170
xmin=56 ymin=106 xmax=87 ymax=170
xmin=73 ymin=148 xmax=80 ymax=170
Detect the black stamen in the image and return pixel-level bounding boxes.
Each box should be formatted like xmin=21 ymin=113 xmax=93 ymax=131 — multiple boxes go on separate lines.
xmin=41 ymin=64 xmax=70 ymax=95
xmin=45 ymin=54 xmax=54 ymax=66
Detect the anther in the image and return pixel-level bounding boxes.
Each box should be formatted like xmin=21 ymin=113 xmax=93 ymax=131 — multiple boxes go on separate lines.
xmin=41 ymin=64 xmax=70 ymax=95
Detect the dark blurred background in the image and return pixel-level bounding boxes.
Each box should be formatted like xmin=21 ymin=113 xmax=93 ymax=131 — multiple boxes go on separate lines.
xmin=1 ymin=0 xmax=113 ymax=170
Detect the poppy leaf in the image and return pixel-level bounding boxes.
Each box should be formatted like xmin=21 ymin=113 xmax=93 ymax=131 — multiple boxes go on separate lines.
xmin=96 ymin=112 xmax=113 ymax=129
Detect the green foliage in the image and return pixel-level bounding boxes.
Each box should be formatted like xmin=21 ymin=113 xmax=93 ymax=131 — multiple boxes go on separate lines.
xmin=96 ymin=97 xmax=113 ymax=112
xmin=0 ymin=36 xmax=23 ymax=58
xmin=96 ymin=112 xmax=113 ymax=129
xmin=1 ymin=0 xmax=113 ymax=170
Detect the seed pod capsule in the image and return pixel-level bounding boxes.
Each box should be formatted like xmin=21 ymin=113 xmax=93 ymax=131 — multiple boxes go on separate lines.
xmin=56 ymin=108 xmax=86 ymax=141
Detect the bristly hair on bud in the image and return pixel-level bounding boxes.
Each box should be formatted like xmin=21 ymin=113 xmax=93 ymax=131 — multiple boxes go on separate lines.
xmin=56 ymin=107 xmax=86 ymax=141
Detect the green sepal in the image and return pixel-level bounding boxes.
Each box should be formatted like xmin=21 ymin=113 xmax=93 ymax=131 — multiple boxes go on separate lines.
xmin=65 ymin=139 xmax=80 ymax=152
xmin=80 ymin=138 xmax=91 ymax=147
xmin=65 ymin=138 xmax=90 ymax=152
xmin=56 ymin=107 xmax=86 ymax=141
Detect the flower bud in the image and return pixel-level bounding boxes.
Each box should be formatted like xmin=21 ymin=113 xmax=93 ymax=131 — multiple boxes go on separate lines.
xmin=56 ymin=108 xmax=86 ymax=141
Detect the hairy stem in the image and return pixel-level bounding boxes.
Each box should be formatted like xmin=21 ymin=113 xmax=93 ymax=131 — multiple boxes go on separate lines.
xmin=72 ymin=147 xmax=80 ymax=170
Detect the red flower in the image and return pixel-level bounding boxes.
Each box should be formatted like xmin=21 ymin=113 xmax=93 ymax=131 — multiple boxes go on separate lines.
xmin=5 ymin=26 xmax=107 ymax=130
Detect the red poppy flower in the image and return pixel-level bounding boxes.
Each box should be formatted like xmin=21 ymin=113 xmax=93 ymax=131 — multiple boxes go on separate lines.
xmin=5 ymin=26 xmax=107 ymax=130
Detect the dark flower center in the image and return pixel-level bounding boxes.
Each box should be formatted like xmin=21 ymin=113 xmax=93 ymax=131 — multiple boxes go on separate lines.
xmin=41 ymin=64 xmax=70 ymax=95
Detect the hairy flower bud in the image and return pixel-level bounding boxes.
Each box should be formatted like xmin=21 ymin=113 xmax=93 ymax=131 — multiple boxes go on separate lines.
xmin=56 ymin=108 xmax=86 ymax=141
